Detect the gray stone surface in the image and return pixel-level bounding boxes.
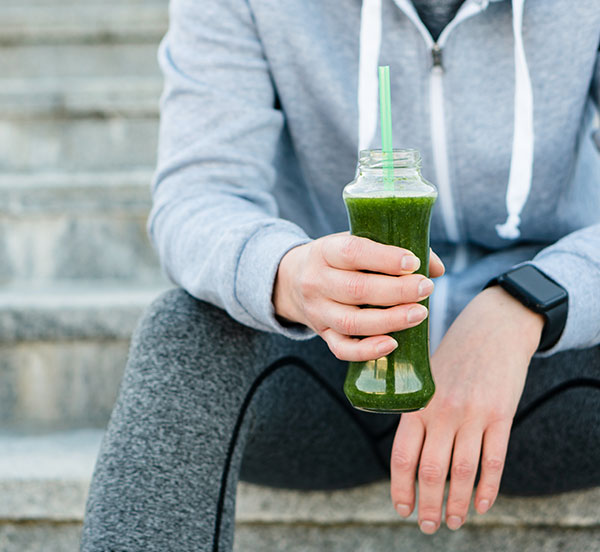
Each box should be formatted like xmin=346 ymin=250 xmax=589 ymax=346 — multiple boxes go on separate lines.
xmin=0 ymin=170 xmax=161 ymax=284
xmin=0 ymin=430 xmax=102 ymax=520
xmin=0 ymin=2 xmax=167 ymax=46
xmin=0 ymin=340 xmax=128 ymax=430
xmin=0 ymin=43 xmax=161 ymax=80
xmin=0 ymin=215 xmax=161 ymax=283
xmin=0 ymin=117 xmax=158 ymax=171
xmin=0 ymin=284 xmax=167 ymax=342
xmin=2 ymin=430 xmax=599 ymax=528
xmin=0 ymin=170 xmax=153 ymax=215
xmin=234 ymin=525 xmax=600 ymax=552
xmin=0 ymin=78 xmax=161 ymax=117
xmin=0 ymin=523 xmax=82 ymax=552
xmin=236 ymin=482 xmax=600 ymax=528
xmin=1 ymin=431 xmax=598 ymax=551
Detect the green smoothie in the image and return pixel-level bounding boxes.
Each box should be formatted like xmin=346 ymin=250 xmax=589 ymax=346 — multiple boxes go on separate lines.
xmin=343 ymin=194 xmax=436 ymax=413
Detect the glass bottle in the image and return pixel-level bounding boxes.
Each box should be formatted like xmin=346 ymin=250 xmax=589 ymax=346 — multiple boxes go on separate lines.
xmin=342 ymin=149 xmax=437 ymax=412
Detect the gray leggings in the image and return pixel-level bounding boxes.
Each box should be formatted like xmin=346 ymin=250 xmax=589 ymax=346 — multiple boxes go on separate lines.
xmin=81 ymin=289 xmax=600 ymax=551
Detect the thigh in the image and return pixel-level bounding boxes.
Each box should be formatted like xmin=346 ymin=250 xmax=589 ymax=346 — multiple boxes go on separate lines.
xmin=126 ymin=288 xmax=396 ymax=489
xmin=502 ymin=346 xmax=600 ymax=495
xmin=82 ymin=289 xmax=396 ymax=551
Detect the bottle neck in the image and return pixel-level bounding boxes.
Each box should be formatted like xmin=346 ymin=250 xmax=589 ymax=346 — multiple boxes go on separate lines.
xmin=358 ymin=149 xmax=422 ymax=179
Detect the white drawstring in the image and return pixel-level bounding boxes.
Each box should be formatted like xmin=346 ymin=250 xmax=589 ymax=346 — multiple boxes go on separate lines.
xmin=358 ymin=0 xmax=534 ymax=240
xmin=357 ymin=0 xmax=382 ymax=153
xmin=495 ymin=0 xmax=534 ymax=240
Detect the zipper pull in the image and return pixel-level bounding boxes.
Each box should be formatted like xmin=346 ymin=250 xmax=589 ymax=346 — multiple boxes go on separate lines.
xmin=432 ymin=43 xmax=443 ymax=70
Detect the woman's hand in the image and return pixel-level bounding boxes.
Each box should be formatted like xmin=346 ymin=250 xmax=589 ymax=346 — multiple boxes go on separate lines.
xmin=390 ymin=285 xmax=545 ymax=533
xmin=273 ymin=232 xmax=445 ymax=361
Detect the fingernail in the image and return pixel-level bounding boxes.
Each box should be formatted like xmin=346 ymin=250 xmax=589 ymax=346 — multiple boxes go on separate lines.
xmin=446 ymin=515 xmax=462 ymax=530
xmin=407 ymin=305 xmax=428 ymax=324
xmin=376 ymin=338 xmax=398 ymax=356
xmin=417 ymin=278 xmax=434 ymax=298
xmin=478 ymin=499 xmax=490 ymax=513
xmin=395 ymin=504 xmax=411 ymax=518
xmin=401 ymin=255 xmax=420 ymax=271
xmin=419 ymin=520 xmax=437 ymax=534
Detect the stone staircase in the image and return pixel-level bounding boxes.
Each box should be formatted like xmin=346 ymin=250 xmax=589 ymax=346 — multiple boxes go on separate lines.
xmin=2 ymin=428 xmax=600 ymax=551
xmin=1 ymin=1 xmax=599 ymax=551
xmin=0 ymin=2 xmax=169 ymax=548
xmin=0 ymin=0 xmax=168 ymax=431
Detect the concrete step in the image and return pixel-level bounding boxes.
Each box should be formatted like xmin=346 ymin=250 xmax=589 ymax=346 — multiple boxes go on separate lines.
xmin=0 ymin=43 xmax=161 ymax=81
xmin=0 ymin=284 xmax=167 ymax=430
xmin=1 ymin=430 xmax=599 ymax=551
xmin=0 ymin=1 xmax=167 ymax=46
xmin=0 ymin=75 xmax=161 ymax=170
xmin=0 ymin=78 xmax=161 ymax=118
xmin=0 ymin=115 xmax=158 ymax=171
xmin=0 ymin=170 xmax=162 ymax=283
xmin=0 ymin=77 xmax=160 ymax=171
xmin=0 ymin=430 xmax=101 ymax=552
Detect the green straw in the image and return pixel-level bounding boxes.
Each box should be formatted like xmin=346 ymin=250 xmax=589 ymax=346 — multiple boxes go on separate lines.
xmin=378 ymin=66 xmax=394 ymax=191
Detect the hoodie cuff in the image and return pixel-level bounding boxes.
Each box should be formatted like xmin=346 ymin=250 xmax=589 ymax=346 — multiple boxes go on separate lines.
xmin=235 ymin=222 xmax=317 ymax=340
xmin=529 ymin=251 xmax=600 ymax=357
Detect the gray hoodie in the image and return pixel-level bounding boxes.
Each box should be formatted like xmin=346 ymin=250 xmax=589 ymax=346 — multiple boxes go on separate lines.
xmin=149 ymin=0 xmax=600 ymax=356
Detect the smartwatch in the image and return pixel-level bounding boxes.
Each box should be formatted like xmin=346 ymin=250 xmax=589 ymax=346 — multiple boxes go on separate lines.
xmin=485 ymin=265 xmax=568 ymax=352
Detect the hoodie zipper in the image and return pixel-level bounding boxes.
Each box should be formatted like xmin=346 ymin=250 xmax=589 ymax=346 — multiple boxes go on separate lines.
xmin=392 ymin=0 xmax=486 ymax=266
xmin=391 ymin=0 xmax=486 ymax=351
xmin=429 ymin=44 xmax=461 ymax=246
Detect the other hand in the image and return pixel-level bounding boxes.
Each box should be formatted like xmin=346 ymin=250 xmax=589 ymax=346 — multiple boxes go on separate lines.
xmin=390 ymin=285 xmax=544 ymax=533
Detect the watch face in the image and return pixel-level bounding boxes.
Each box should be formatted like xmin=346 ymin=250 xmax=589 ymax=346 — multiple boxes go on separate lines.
xmin=506 ymin=266 xmax=567 ymax=308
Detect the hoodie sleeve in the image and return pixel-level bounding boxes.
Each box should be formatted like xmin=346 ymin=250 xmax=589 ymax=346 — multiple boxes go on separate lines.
xmin=528 ymin=50 xmax=600 ymax=357
xmin=148 ymin=0 xmax=315 ymax=339
xmin=529 ymin=224 xmax=600 ymax=357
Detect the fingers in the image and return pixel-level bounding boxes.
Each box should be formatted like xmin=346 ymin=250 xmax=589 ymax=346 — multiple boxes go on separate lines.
xmin=474 ymin=420 xmax=511 ymax=514
xmin=445 ymin=424 xmax=483 ymax=530
xmin=390 ymin=418 xmax=511 ymax=534
xmin=320 ymin=293 xmax=428 ymax=359
xmin=429 ymin=249 xmax=445 ymax=278
xmin=324 ymin=268 xmax=434 ymax=307
xmin=321 ymin=233 xmax=421 ymax=275
xmin=390 ymin=415 xmax=425 ymax=518
xmin=319 ymin=234 xmax=445 ymax=282
xmin=321 ymin=328 xmax=398 ymax=362
xmin=416 ymin=427 xmax=455 ymax=534
xmin=320 ymin=299 xmax=428 ymax=338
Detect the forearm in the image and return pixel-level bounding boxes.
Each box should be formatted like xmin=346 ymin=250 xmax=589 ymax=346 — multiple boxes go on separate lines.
xmin=476 ymin=286 xmax=545 ymax=357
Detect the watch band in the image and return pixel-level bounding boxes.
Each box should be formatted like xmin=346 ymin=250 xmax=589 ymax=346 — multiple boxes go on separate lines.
xmin=485 ymin=267 xmax=568 ymax=352
xmin=538 ymin=299 xmax=568 ymax=351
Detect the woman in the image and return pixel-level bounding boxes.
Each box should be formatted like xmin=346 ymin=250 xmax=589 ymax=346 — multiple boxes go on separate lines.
xmin=81 ymin=0 xmax=600 ymax=549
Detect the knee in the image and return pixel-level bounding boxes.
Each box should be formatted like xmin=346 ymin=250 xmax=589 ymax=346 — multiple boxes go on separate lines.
xmin=129 ymin=288 xmax=259 ymax=373
xmin=140 ymin=288 xmax=237 ymax=335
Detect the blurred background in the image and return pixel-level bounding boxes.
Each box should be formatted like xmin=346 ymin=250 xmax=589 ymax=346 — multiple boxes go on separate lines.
xmin=0 ymin=0 xmax=169 ymax=549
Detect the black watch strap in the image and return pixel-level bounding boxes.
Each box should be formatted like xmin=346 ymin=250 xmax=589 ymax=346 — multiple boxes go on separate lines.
xmin=538 ymin=299 xmax=568 ymax=351
xmin=485 ymin=265 xmax=568 ymax=352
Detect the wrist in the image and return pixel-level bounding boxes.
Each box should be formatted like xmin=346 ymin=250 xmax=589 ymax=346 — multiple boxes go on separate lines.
xmin=273 ymin=244 xmax=307 ymax=326
xmin=483 ymin=265 xmax=568 ymax=352
xmin=480 ymin=286 xmax=545 ymax=353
